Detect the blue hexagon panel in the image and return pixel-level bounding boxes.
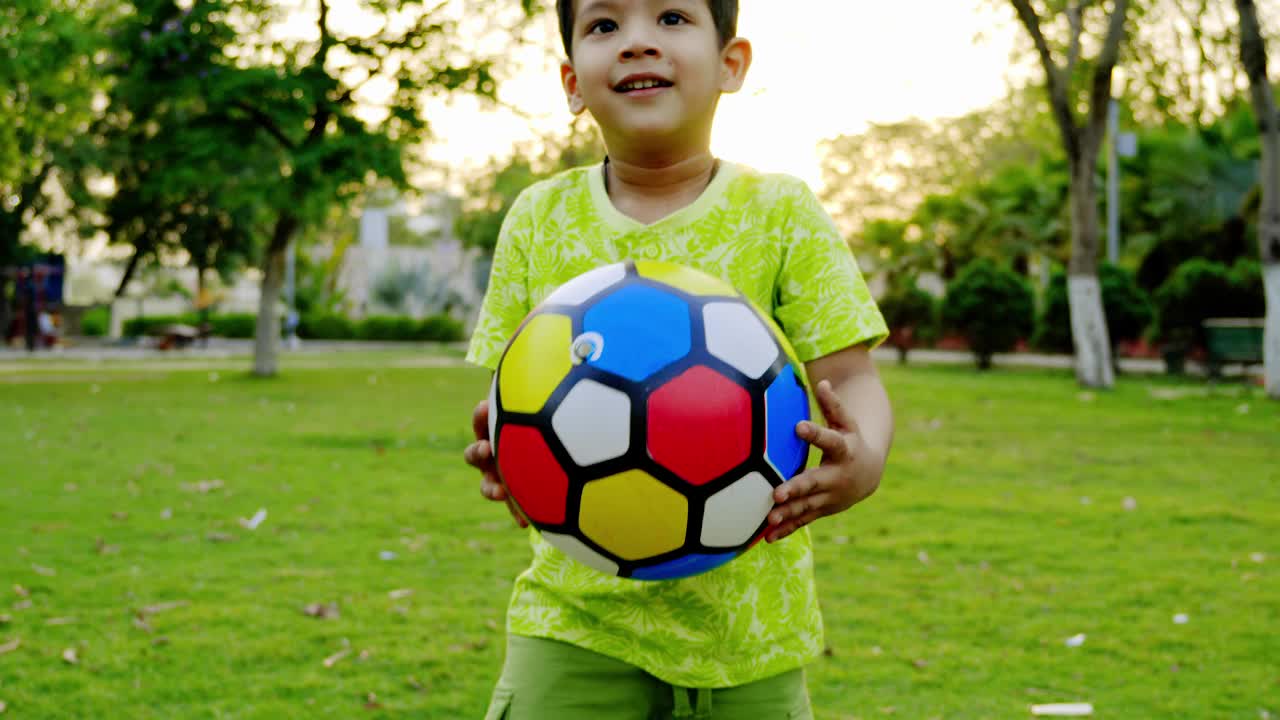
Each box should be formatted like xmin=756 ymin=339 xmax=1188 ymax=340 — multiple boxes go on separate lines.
xmin=631 ymin=552 xmax=737 ymax=581
xmin=582 ymin=285 xmax=691 ymax=382
xmin=765 ymin=365 xmax=810 ymax=480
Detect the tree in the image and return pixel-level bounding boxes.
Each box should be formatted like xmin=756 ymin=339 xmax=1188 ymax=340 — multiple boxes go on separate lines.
xmin=1234 ymin=0 xmax=1280 ymax=398
xmin=1008 ymin=0 xmax=1131 ymax=388
xmin=0 ymin=0 xmax=105 ymax=332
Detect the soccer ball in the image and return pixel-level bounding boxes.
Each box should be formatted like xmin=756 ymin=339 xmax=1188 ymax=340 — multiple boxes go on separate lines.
xmin=489 ymin=260 xmax=810 ymax=580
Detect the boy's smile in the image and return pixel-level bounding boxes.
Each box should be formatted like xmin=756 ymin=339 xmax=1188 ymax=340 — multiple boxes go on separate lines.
xmin=561 ymin=0 xmax=751 ymax=161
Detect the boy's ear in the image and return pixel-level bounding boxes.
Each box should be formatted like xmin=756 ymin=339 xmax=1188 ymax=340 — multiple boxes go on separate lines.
xmin=560 ymin=61 xmax=588 ymax=115
xmin=718 ymin=37 xmax=753 ymax=94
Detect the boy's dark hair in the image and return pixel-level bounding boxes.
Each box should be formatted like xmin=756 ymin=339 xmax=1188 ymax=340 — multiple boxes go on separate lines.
xmin=556 ymin=0 xmax=738 ymax=59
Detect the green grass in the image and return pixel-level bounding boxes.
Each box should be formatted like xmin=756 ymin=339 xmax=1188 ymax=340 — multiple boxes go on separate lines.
xmin=1 ymin=352 xmax=1277 ymax=718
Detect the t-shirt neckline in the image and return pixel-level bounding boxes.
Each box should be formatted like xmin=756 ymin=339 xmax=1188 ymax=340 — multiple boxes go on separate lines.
xmin=587 ymin=159 xmax=738 ymax=233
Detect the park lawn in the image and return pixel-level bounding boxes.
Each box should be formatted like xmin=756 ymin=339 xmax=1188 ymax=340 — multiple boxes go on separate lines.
xmin=1 ymin=353 xmax=1277 ymax=719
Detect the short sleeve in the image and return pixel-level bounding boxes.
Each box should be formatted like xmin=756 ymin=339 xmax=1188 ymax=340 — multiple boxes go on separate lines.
xmin=773 ymin=180 xmax=888 ymax=362
xmin=465 ymin=191 xmax=534 ymax=370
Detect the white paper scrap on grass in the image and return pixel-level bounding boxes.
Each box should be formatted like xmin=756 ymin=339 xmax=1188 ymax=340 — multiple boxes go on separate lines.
xmin=1031 ymin=703 xmax=1094 ymax=716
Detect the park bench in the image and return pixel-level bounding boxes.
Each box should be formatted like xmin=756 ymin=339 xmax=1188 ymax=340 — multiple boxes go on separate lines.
xmin=1203 ymin=318 xmax=1264 ymax=378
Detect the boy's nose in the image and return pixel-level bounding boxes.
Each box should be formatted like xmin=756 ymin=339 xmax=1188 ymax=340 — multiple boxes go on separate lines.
xmin=618 ymin=32 xmax=661 ymax=60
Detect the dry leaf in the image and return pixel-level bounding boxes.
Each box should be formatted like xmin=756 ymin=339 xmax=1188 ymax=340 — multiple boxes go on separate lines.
xmin=13 ymin=586 xmax=28 ymax=598
xmin=140 ymin=601 xmax=188 ymax=616
xmin=152 ymin=636 xmax=169 ymax=647
xmin=358 ymin=649 xmax=371 ymax=661
xmin=388 ymin=589 xmax=413 ymax=600
xmin=111 ymin=512 xmax=129 ymax=521
xmin=303 ymin=603 xmax=340 ymax=620
xmin=238 ymin=509 xmax=267 ymax=531
xmin=0 ymin=615 xmax=10 ymax=625
xmin=182 ymin=479 xmax=224 ymax=494
xmin=61 ymin=648 xmax=79 ymax=664
xmin=205 ymin=532 xmax=236 ymax=543
xmin=322 ymin=648 xmax=350 ymax=668
xmin=132 ymin=614 xmax=153 ymax=633
xmin=0 ymin=699 xmax=6 ymax=713
xmin=406 ymin=676 xmax=425 ymax=691
xmin=0 ymin=638 xmax=19 ymax=655
xmin=11 ymin=601 xmax=31 ymax=612
xmin=95 ymin=538 xmax=120 ymax=555
xmin=31 ymin=565 xmax=55 ymax=577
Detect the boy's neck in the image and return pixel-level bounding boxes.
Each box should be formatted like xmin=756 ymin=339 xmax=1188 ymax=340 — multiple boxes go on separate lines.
xmin=603 ymin=152 xmax=719 ymax=225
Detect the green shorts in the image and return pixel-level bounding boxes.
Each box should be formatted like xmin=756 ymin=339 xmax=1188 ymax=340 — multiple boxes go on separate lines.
xmin=484 ymin=635 xmax=813 ymax=720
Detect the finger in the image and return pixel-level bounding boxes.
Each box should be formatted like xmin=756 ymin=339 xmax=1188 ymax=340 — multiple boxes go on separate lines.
xmin=768 ymin=491 xmax=833 ymax=527
xmin=796 ymin=420 xmax=850 ymax=461
xmin=472 ymin=399 xmax=490 ymax=441
xmin=773 ymin=465 xmax=837 ymax=504
xmin=480 ymin=471 xmax=507 ymax=501
xmin=815 ymin=380 xmax=860 ymax=435
xmin=464 ymin=440 xmax=492 ymax=468
xmin=767 ymin=508 xmax=825 ymax=543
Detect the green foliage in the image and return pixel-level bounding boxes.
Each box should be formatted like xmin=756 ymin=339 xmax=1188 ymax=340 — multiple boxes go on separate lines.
xmin=208 ymin=313 xmax=256 ymax=339
xmin=1034 ymin=264 xmax=1155 ymax=353
xmin=122 ymin=314 xmax=198 ymax=337
xmin=878 ymin=281 xmax=939 ymax=362
xmin=352 ymin=314 xmax=463 ymax=342
xmin=414 ymin=314 xmax=464 ymax=342
xmin=1153 ymin=258 xmax=1266 ymax=346
xmin=942 ymin=259 xmax=1035 ymax=369
xmin=79 ymin=305 xmax=110 ymax=337
xmin=455 ymin=121 xmax=606 ymax=254
xmin=298 ymin=313 xmax=355 ymax=340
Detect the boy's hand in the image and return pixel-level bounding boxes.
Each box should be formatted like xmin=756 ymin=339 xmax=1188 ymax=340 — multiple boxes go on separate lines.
xmin=463 ymin=399 xmax=528 ymax=529
xmin=765 ymin=379 xmax=882 ymax=543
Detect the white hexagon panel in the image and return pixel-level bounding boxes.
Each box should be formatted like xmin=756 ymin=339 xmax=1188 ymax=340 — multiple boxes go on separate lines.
xmin=703 ymin=302 xmax=778 ymax=379
xmin=542 ymin=263 xmax=627 ymax=307
xmin=551 ymin=378 xmax=632 ymax=467
xmin=700 ymin=472 xmax=774 ymax=547
xmin=542 ymin=531 xmax=620 ymax=575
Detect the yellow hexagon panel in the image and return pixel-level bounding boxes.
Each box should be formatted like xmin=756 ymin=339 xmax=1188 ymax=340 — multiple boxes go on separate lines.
xmin=499 ymin=313 xmax=573 ymax=414
xmin=580 ymin=470 xmax=688 ymax=561
xmin=635 ymin=260 xmax=736 ymax=297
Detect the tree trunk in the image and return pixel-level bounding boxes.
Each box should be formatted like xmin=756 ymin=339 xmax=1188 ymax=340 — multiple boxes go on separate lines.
xmin=1235 ymin=0 xmax=1280 ymax=398
xmin=1068 ymin=157 xmax=1115 ymax=388
xmin=253 ymin=215 xmax=298 ymax=377
xmin=114 ymin=246 xmax=143 ymax=298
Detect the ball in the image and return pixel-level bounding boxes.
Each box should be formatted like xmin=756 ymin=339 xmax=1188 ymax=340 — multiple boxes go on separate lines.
xmin=489 ymin=260 xmax=810 ymax=580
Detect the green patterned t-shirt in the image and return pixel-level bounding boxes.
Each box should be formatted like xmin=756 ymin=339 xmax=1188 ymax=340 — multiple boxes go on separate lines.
xmin=465 ymin=160 xmax=887 ymax=689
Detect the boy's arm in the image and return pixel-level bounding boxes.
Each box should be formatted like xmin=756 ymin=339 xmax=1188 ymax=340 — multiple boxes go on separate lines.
xmin=765 ymin=344 xmax=893 ymax=542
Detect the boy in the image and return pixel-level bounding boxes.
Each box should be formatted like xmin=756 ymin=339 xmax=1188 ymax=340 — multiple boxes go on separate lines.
xmin=463 ymin=0 xmax=893 ymax=717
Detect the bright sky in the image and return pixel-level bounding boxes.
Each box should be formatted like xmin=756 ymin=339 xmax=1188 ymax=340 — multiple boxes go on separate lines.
xmin=416 ymin=0 xmax=1021 ymax=191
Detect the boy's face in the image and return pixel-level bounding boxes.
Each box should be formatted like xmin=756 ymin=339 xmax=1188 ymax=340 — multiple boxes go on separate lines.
xmin=560 ymin=0 xmax=750 ymax=156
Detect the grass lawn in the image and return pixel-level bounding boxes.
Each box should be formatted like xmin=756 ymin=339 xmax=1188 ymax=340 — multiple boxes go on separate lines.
xmin=1 ymin=351 xmax=1277 ymax=718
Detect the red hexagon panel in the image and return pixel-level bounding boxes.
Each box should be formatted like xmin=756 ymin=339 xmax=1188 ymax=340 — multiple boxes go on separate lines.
xmin=496 ymin=424 xmax=569 ymax=525
xmin=647 ymin=365 xmax=752 ymax=486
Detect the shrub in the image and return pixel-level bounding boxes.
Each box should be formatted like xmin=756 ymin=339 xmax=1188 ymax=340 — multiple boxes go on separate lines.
xmin=299 ymin=313 xmax=355 ymax=340
xmin=878 ymin=282 xmax=938 ymax=363
xmin=356 ymin=316 xmax=419 ymax=341
xmin=942 ymin=259 xmax=1035 ymax=369
xmin=80 ymin=306 xmax=110 ymax=337
xmin=1034 ymin=264 xmax=1154 ymax=353
xmin=1152 ymin=258 xmax=1263 ymax=347
xmin=122 ymin=314 xmax=199 ymax=337
xmin=415 ymin=315 xmax=465 ymax=342
xmin=209 ymin=313 xmax=256 ymax=339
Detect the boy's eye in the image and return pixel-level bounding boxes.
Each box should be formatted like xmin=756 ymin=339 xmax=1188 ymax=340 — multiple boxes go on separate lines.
xmin=659 ymin=11 xmax=687 ymax=26
xmin=588 ymin=18 xmax=618 ymax=34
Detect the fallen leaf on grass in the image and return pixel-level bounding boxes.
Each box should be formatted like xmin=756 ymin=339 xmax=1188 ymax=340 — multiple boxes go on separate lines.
xmin=61 ymin=648 xmax=79 ymax=664
xmin=364 ymin=692 xmax=382 ymax=710
xmin=205 ymin=532 xmax=236 ymax=543
xmin=182 ymin=479 xmax=224 ymax=494
xmin=13 ymin=586 xmax=28 ymax=598
xmin=0 ymin=639 xmax=19 ymax=655
xmin=388 ymin=589 xmax=413 ymax=600
xmin=1173 ymin=613 xmax=1189 ymax=625
xmin=95 ymin=538 xmax=120 ymax=555
xmin=0 ymin=699 xmax=6 ymax=713
xmin=406 ymin=676 xmax=425 ymax=691
xmin=322 ymin=648 xmax=350 ymax=668
xmin=1250 ymin=552 xmax=1266 ymax=564
xmin=11 ymin=601 xmax=31 ymax=612
xmin=140 ymin=601 xmax=188 ymax=616
xmin=31 ymin=565 xmax=55 ymax=577
xmin=238 ymin=509 xmax=268 ymax=531
xmin=1030 ymin=703 xmax=1093 ymax=716
xmin=1065 ymin=634 xmax=1087 ymax=647
xmin=0 ymin=615 xmax=10 ymax=625
xmin=111 ymin=512 xmax=129 ymax=521
xmin=132 ymin=614 xmax=153 ymax=633
xmin=303 ymin=603 xmax=340 ymax=620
